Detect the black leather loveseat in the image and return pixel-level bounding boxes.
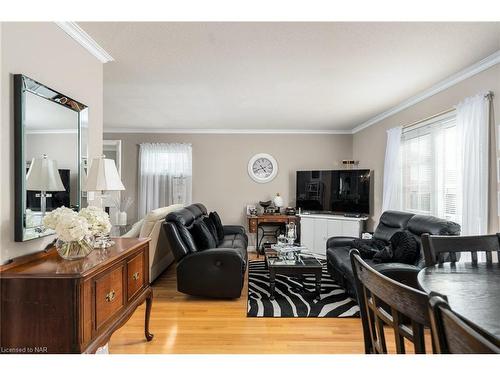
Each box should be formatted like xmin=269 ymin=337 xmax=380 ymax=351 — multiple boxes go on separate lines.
xmin=163 ymin=203 xmax=248 ymax=298
xmin=327 ymin=211 xmax=460 ymax=297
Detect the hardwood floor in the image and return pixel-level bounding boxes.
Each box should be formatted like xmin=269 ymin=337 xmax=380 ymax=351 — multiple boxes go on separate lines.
xmin=108 ymin=253 xmax=429 ymax=354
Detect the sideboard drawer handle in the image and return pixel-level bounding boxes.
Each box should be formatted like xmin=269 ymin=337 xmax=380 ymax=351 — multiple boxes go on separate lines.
xmin=105 ymin=290 xmax=116 ymax=302
xmin=132 ymin=272 xmax=140 ymax=281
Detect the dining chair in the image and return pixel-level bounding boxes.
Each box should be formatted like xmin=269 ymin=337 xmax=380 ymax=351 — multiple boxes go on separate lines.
xmin=350 ymin=249 xmax=431 ymax=354
xmin=421 ymin=233 xmax=500 ymax=267
xmin=428 ymin=295 xmax=500 ymax=354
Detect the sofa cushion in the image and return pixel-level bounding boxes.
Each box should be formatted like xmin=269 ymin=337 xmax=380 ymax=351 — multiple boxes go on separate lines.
xmin=166 ymin=207 xmax=197 ymax=227
xmin=186 ymin=203 xmax=208 ymax=218
xmin=373 ymin=211 xmax=414 ymax=242
xmin=407 ymin=215 xmax=461 ymax=236
xmin=122 ymin=219 xmax=144 ymax=238
xmin=209 ymin=211 xmax=225 ymax=243
xmin=140 ymin=204 xmax=184 ymax=237
xmin=203 ymin=216 xmax=218 ymax=241
xmin=190 ymin=220 xmax=217 ymax=250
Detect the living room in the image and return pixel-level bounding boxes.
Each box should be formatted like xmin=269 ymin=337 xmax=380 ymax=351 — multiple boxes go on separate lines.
xmin=1 ymin=1 xmax=500 ymax=373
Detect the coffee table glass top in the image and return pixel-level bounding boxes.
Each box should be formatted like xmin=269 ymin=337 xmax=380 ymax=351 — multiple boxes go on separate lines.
xmin=264 ymin=248 xmax=322 ymax=268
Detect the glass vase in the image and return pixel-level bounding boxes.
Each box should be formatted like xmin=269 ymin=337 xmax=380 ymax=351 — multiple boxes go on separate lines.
xmin=56 ymin=237 xmax=94 ymax=260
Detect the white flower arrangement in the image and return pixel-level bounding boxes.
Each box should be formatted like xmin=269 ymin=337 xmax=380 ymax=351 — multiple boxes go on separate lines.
xmin=55 ymin=214 xmax=91 ymax=242
xmin=43 ymin=206 xmax=76 ymax=231
xmin=44 ymin=206 xmax=112 ymax=240
xmin=79 ymin=206 xmax=112 ymax=237
xmin=43 ymin=206 xmax=112 ymax=259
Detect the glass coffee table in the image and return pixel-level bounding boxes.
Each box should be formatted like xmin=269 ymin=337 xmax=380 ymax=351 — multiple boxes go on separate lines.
xmin=263 ymin=248 xmax=323 ymax=300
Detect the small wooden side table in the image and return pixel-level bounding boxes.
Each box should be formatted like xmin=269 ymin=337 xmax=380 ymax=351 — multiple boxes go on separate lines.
xmin=247 ymin=214 xmax=300 ymax=255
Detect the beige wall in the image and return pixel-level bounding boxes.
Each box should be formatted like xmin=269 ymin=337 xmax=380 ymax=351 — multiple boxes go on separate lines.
xmin=104 ymin=133 xmax=353 ymax=236
xmin=0 ymin=22 xmax=103 ymax=263
xmin=353 ymin=64 xmax=500 ymax=233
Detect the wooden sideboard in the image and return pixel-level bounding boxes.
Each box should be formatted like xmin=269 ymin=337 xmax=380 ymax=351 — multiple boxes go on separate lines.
xmin=0 ymin=238 xmax=153 ymax=354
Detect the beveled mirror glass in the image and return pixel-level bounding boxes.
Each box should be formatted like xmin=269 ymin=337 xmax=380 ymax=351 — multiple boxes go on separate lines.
xmin=14 ymin=74 xmax=88 ymax=241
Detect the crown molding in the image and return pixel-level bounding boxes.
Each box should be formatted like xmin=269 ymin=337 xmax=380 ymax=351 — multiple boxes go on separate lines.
xmin=103 ymin=127 xmax=353 ymax=135
xmin=352 ymin=50 xmax=500 ymax=134
xmin=55 ymin=22 xmax=114 ymax=63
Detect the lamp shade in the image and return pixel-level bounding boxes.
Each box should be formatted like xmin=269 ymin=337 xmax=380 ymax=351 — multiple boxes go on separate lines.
xmin=85 ymin=156 xmax=125 ymax=191
xmin=26 ymin=155 xmax=65 ymax=191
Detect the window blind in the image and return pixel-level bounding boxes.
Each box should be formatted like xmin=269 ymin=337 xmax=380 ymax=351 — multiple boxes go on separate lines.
xmin=401 ymin=112 xmax=460 ymax=223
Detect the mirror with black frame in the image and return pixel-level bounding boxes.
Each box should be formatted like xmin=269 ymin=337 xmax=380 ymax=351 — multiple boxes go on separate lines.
xmin=14 ymin=74 xmax=88 ymax=242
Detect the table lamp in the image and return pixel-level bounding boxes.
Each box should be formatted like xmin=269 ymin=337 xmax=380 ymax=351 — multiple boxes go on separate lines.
xmin=85 ymin=155 xmax=125 ymax=247
xmin=26 ymin=154 xmax=65 ymax=221
xmin=85 ymin=155 xmax=125 ymax=198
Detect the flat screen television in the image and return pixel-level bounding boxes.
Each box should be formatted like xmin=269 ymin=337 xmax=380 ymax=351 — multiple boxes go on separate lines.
xmin=296 ymin=169 xmax=370 ymax=215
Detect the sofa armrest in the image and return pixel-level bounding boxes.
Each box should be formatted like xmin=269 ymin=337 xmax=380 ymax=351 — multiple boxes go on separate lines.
xmin=326 ymin=236 xmax=358 ymax=249
xmin=223 ymin=225 xmax=246 ymax=236
xmin=372 ymin=263 xmax=422 ymax=290
xmin=121 ymin=219 xmax=143 ymax=238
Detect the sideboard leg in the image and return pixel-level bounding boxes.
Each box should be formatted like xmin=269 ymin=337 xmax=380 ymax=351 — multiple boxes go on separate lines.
xmin=144 ymin=288 xmax=154 ymax=341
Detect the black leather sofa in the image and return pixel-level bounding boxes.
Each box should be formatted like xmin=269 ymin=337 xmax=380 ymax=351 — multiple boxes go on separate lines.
xmin=163 ymin=203 xmax=248 ymax=298
xmin=327 ymin=211 xmax=460 ymax=297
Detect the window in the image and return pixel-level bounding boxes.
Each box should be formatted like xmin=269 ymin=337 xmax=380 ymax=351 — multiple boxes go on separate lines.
xmin=401 ymin=113 xmax=460 ymax=224
xmin=138 ymin=143 xmax=192 ymax=219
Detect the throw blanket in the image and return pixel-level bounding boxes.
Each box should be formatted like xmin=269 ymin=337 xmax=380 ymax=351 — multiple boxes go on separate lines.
xmin=373 ymin=231 xmax=419 ymax=265
xmin=352 ymin=238 xmax=388 ymax=259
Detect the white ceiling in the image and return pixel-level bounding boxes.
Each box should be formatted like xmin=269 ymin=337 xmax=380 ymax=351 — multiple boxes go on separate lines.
xmin=79 ymin=22 xmax=500 ymax=133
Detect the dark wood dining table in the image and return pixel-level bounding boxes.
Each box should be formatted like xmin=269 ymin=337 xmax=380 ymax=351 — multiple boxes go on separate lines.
xmin=417 ymin=262 xmax=500 ymax=346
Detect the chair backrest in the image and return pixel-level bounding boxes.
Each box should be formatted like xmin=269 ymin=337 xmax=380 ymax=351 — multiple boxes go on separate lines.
xmin=421 ymin=233 xmax=500 ymax=267
xmin=350 ymin=249 xmax=431 ymax=354
xmin=428 ymin=295 xmax=500 ymax=354
xmin=407 ymin=215 xmax=461 ymax=266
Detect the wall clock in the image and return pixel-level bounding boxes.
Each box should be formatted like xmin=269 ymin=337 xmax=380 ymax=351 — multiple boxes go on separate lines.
xmin=248 ymin=153 xmax=278 ymax=183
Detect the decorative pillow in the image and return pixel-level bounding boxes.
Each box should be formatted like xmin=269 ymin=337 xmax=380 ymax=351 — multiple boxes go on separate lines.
xmin=209 ymin=211 xmax=224 ymax=243
xmin=352 ymin=238 xmax=388 ymax=259
xmin=203 ymin=216 xmax=218 ymax=242
xmin=189 ymin=220 xmax=217 ymax=251
xmin=389 ymin=231 xmax=419 ymax=264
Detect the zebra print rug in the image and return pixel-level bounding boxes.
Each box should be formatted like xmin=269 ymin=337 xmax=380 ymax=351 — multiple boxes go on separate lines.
xmin=247 ymin=259 xmax=360 ymax=318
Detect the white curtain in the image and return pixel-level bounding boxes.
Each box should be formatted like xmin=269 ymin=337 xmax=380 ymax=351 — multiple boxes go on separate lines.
xmin=138 ymin=143 xmax=192 ymax=219
xmin=382 ymin=126 xmax=403 ymax=212
xmin=456 ymin=93 xmax=490 ymax=236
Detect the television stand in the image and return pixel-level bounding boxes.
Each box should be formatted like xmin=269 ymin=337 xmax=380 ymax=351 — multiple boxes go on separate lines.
xmin=298 ymin=213 xmax=367 ymax=256
xmin=344 ymin=213 xmax=363 ymax=218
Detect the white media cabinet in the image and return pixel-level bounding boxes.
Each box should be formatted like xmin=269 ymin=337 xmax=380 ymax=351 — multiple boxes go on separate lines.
xmin=299 ymin=214 xmax=367 ymax=256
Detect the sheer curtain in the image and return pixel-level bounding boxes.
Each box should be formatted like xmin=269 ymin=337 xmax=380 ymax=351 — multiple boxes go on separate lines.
xmin=456 ymin=93 xmax=490 ymax=236
xmin=382 ymin=127 xmax=403 ymax=212
xmin=138 ymin=143 xmax=192 ymax=219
